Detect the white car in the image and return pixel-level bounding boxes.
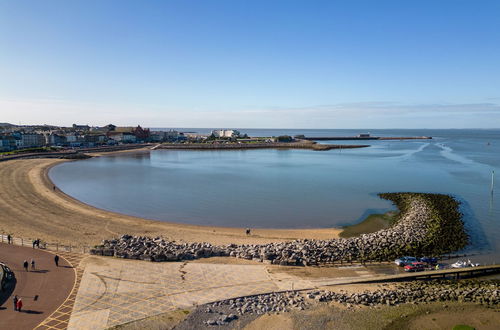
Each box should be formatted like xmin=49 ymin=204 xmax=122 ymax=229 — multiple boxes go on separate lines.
xmin=451 ymin=259 xmax=480 ymax=268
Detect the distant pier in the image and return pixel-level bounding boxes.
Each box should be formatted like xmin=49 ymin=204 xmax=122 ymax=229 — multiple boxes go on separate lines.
xmin=301 ymin=136 xmax=432 ymax=141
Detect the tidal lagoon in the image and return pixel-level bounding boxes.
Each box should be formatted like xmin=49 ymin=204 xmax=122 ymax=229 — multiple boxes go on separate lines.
xmin=49 ymin=129 xmax=500 ymax=257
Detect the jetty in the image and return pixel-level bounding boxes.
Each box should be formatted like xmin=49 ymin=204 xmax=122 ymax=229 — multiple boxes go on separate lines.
xmin=301 ymin=136 xmax=432 ymax=141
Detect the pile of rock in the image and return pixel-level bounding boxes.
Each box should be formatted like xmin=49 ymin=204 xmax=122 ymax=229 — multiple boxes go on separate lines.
xmin=308 ymin=280 xmax=499 ymax=306
xmin=203 ymin=314 xmax=238 ymax=326
xmin=91 ymin=193 xmax=468 ymax=265
xmin=90 ymin=235 xmax=228 ymax=261
xmin=196 ymin=280 xmax=498 ymax=327
xmin=91 ymin=196 xmax=434 ymax=264
xmin=207 ymin=292 xmax=306 ymax=317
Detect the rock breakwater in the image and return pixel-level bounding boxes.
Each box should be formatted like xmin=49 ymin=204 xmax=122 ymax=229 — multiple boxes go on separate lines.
xmin=196 ymin=280 xmax=498 ymax=325
xmin=91 ymin=193 xmax=468 ymax=265
xmin=309 ymin=280 xmax=499 ymax=307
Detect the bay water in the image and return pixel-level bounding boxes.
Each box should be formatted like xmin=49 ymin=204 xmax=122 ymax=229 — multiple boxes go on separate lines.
xmin=49 ymin=129 xmax=500 ymax=258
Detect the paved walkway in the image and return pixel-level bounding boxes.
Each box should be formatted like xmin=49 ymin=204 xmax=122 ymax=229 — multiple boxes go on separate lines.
xmin=66 ymin=257 xmax=382 ymax=329
xmin=0 ymin=243 xmax=75 ymax=330
xmin=35 ymin=252 xmax=86 ymax=330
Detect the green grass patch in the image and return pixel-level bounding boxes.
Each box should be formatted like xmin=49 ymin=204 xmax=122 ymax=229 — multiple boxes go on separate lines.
xmin=453 ymin=325 xmax=476 ymax=330
xmin=339 ymin=211 xmax=397 ymax=238
xmin=0 ymin=147 xmax=58 ymax=155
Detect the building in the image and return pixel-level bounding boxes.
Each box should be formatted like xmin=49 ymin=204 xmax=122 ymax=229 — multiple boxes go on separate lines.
xmin=107 ymin=132 xmax=137 ymax=143
xmin=72 ymin=124 xmax=90 ymax=131
xmin=46 ymin=133 xmax=67 ymax=146
xmin=84 ymin=134 xmax=107 ymax=145
xmin=21 ymin=133 xmax=46 ymax=147
xmin=132 ymin=125 xmax=150 ymax=141
xmin=0 ymin=136 xmax=17 ymax=151
xmin=211 ymin=129 xmax=240 ymax=138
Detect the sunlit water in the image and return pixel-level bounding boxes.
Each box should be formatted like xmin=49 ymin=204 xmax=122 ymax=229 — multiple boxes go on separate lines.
xmin=49 ymin=129 xmax=500 ymax=259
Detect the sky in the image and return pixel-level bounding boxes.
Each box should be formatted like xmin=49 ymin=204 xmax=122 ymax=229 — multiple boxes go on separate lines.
xmin=1 ymin=0 xmax=499 ymax=128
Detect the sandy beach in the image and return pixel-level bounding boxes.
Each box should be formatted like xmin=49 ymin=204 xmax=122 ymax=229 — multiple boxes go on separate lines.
xmin=0 ymin=157 xmax=341 ymax=246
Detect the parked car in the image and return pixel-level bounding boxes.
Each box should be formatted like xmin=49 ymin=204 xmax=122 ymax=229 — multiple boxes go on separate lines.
xmin=419 ymin=257 xmax=438 ymax=265
xmin=404 ymin=262 xmax=427 ymax=272
xmin=395 ymin=256 xmax=418 ymax=266
xmin=451 ymin=260 xmax=480 ymax=268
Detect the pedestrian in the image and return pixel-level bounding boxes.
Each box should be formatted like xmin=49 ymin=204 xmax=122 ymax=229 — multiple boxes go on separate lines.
xmin=54 ymin=255 xmax=59 ymax=267
xmin=23 ymin=260 xmax=29 ymax=271
xmin=31 ymin=259 xmax=35 ymax=270
xmin=7 ymin=234 xmax=11 ymax=244
xmin=32 ymin=240 xmax=36 ymax=249
xmin=53 ymin=185 xmax=56 ymax=191
xmin=16 ymin=298 xmax=22 ymax=312
xmin=36 ymin=239 xmax=40 ymax=248
xmin=13 ymin=295 xmax=18 ymax=311
xmin=245 ymin=228 xmax=251 ymax=236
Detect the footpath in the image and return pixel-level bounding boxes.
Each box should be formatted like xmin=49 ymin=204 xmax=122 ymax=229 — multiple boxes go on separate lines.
xmin=0 ymin=243 xmax=75 ymax=330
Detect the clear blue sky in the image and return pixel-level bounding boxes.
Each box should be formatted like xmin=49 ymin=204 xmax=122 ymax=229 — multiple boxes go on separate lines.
xmin=1 ymin=0 xmax=499 ymax=128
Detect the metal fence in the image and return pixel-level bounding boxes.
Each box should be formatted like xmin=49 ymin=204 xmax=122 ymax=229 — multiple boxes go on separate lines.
xmin=1 ymin=234 xmax=91 ymax=254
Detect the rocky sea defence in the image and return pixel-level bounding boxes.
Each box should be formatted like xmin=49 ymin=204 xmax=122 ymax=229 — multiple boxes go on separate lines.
xmin=91 ymin=193 xmax=469 ymax=265
xmin=193 ymin=280 xmax=498 ymax=326
xmin=308 ymin=280 xmax=500 ymax=307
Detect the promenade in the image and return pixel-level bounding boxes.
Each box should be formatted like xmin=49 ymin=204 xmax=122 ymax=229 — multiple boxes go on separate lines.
xmin=0 ymin=243 xmax=75 ymax=330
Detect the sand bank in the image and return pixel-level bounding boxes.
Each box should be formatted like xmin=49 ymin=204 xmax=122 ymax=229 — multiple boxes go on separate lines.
xmin=0 ymin=158 xmax=341 ymax=246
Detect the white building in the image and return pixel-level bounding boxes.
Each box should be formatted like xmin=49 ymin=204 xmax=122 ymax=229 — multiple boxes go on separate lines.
xmin=211 ymin=129 xmax=240 ymax=138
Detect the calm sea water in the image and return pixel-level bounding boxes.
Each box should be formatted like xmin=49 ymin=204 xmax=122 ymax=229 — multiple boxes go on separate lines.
xmin=49 ymin=129 xmax=500 ymax=257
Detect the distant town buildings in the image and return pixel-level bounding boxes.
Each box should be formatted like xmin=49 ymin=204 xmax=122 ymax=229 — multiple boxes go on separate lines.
xmin=0 ymin=123 xmax=251 ymax=152
xmin=0 ymin=123 xmax=186 ymax=152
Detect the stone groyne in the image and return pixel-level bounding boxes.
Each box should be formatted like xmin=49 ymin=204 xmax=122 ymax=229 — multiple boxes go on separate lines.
xmin=204 ymin=280 xmax=499 ymax=321
xmin=302 ymin=136 xmax=432 ymax=141
xmin=155 ymin=142 xmax=369 ymax=151
xmin=309 ymin=280 xmax=499 ymax=306
xmin=91 ymin=193 xmax=468 ymax=265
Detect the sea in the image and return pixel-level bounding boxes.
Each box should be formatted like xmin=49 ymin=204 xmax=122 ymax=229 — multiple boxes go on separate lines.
xmin=49 ymin=129 xmax=500 ymax=260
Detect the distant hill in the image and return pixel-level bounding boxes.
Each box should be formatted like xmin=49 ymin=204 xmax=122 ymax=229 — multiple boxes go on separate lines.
xmin=0 ymin=123 xmax=15 ymax=127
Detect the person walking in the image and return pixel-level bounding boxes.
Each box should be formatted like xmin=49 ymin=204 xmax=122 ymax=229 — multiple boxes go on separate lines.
xmin=32 ymin=240 xmax=36 ymax=249
xmin=16 ymin=298 xmax=23 ymax=312
xmin=7 ymin=234 xmax=11 ymax=244
xmin=54 ymin=255 xmax=59 ymax=267
xmin=245 ymin=228 xmax=251 ymax=236
xmin=31 ymin=259 xmax=35 ymax=270
xmin=13 ymin=295 xmax=18 ymax=311
xmin=23 ymin=260 xmax=29 ymax=271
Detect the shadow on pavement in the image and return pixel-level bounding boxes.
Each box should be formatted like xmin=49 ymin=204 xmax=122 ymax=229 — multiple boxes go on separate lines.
xmin=0 ymin=276 xmax=16 ymax=307
xmin=21 ymin=310 xmax=43 ymax=314
xmin=30 ymin=270 xmax=49 ymax=274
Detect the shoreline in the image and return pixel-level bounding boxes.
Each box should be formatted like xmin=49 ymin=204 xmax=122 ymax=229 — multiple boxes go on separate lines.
xmin=0 ymin=157 xmax=342 ymax=246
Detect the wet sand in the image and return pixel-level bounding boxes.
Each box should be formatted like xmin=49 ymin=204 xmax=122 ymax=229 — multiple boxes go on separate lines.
xmin=0 ymin=158 xmax=341 ymax=246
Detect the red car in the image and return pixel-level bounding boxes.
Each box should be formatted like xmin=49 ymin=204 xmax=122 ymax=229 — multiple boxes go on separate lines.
xmin=404 ymin=262 xmax=426 ymax=272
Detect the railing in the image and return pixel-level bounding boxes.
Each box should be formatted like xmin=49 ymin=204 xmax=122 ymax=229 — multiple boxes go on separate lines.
xmin=1 ymin=234 xmax=91 ymax=254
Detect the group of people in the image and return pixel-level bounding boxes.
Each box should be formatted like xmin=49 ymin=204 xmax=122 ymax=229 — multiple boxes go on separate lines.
xmin=32 ymin=239 xmax=42 ymax=249
xmin=14 ymin=255 xmax=61 ymax=312
xmin=22 ymin=255 xmax=60 ymax=271
xmin=22 ymin=259 xmax=36 ymax=271
xmin=5 ymin=235 xmax=43 ymax=249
